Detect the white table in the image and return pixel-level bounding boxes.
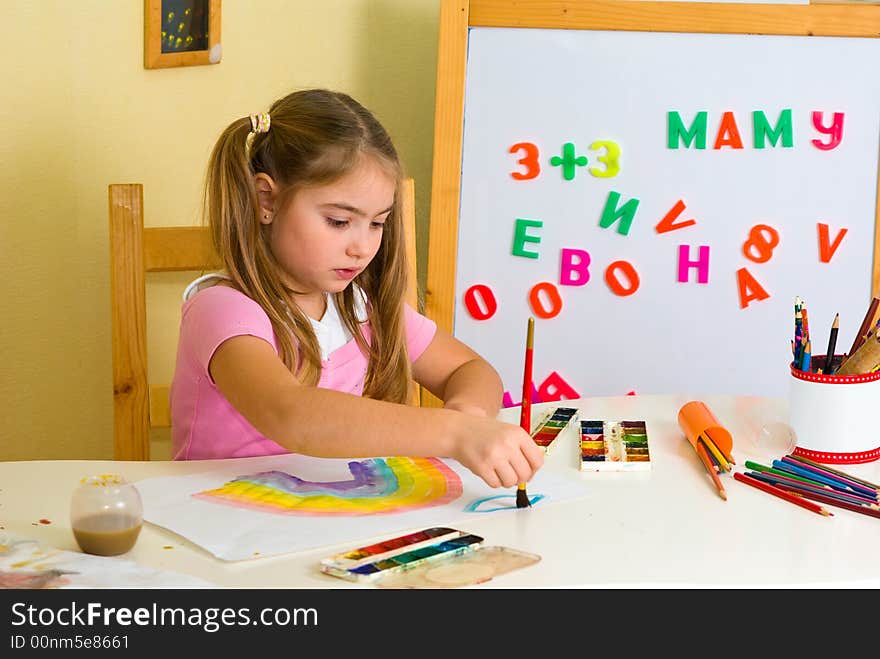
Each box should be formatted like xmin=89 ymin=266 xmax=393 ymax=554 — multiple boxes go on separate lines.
xmin=3 ymin=394 xmax=879 ymax=587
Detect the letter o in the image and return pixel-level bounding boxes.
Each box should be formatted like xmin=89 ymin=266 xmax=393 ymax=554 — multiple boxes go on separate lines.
xmin=528 ymin=282 xmax=563 ymax=319
xmin=463 ymin=284 xmax=497 ymax=320
xmin=605 ymin=261 xmax=640 ymax=296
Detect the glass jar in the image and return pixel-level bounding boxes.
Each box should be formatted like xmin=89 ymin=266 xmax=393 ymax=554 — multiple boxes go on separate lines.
xmin=70 ymin=474 xmax=143 ymax=556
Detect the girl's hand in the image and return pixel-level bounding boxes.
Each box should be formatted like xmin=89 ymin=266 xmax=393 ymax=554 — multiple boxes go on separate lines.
xmin=447 ymin=413 xmax=544 ymax=488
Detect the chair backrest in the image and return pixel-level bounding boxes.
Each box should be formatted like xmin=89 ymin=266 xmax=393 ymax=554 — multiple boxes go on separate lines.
xmin=108 ymin=177 xmax=419 ymax=461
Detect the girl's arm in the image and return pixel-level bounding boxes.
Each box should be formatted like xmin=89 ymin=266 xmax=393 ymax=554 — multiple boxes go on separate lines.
xmin=209 ymin=335 xmax=543 ymax=488
xmin=410 ymin=326 xmax=503 ymax=418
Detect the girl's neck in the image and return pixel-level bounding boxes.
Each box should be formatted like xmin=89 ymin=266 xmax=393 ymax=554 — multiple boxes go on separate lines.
xmin=295 ymin=292 xmax=328 ymax=321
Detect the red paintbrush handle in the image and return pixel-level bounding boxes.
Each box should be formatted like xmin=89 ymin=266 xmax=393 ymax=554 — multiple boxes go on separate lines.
xmin=520 ymin=347 xmax=533 ymax=432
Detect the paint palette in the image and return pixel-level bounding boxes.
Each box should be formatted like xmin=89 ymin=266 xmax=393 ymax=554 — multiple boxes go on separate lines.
xmin=580 ymin=420 xmax=652 ymax=471
xmin=376 ymin=545 xmax=541 ymax=589
xmin=321 ymin=527 xmax=484 ymax=582
xmin=530 ymin=406 xmax=579 ymax=454
xmin=320 ymin=527 xmax=541 ymax=588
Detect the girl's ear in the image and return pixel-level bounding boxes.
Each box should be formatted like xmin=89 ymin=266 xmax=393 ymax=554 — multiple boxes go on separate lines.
xmin=254 ymin=173 xmax=278 ymax=224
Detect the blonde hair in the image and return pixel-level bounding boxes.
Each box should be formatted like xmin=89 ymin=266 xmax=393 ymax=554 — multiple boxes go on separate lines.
xmin=203 ymin=89 xmax=412 ymax=403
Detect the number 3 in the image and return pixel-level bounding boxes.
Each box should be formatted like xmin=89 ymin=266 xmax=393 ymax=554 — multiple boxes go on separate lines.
xmin=509 ymin=142 xmax=540 ymax=180
xmin=589 ymin=140 xmax=620 ymax=178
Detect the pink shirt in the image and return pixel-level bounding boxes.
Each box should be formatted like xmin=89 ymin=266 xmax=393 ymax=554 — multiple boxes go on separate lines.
xmin=170 ymin=286 xmax=437 ymax=460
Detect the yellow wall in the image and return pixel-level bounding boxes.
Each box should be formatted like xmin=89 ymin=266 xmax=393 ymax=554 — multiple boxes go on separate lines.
xmin=0 ymin=0 xmax=439 ymax=460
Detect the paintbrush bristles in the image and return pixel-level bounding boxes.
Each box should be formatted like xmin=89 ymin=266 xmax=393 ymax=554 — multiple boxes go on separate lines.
xmin=516 ymin=483 xmax=531 ymax=508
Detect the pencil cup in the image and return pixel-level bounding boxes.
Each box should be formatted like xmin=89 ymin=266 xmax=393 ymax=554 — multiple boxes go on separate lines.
xmin=789 ymin=358 xmax=880 ymax=464
xmin=677 ymin=400 xmax=733 ymax=456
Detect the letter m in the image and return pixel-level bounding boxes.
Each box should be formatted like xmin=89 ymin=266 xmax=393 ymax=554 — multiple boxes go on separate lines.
xmin=668 ymin=111 xmax=707 ymax=149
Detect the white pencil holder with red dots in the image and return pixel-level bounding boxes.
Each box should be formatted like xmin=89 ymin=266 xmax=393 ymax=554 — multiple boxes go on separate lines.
xmin=789 ymin=358 xmax=880 ymax=464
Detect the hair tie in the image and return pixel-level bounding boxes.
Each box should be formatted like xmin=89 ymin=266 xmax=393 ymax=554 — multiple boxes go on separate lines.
xmin=249 ymin=112 xmax=271 ymax=135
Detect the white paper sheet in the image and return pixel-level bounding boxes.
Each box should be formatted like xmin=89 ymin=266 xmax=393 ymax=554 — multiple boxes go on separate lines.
xmin=0 ymin=532 xmax=212 ymax=589
xmin=136 ymin=454 xmax=590 ymax=561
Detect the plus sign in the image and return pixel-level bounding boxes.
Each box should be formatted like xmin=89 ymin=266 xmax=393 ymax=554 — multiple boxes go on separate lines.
xmin=549 ymin=143 xmax=588 ymax=181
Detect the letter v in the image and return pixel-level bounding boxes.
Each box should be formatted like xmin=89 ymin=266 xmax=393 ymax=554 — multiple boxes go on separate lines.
xmin=655 ymin=200 xmax=697 ymax=234
xmin=817 ymin=223 xmax=847 ymax=263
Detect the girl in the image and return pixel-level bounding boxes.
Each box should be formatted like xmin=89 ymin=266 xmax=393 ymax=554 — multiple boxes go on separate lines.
xmin=170 ymin=89 xmax=543 ymax=489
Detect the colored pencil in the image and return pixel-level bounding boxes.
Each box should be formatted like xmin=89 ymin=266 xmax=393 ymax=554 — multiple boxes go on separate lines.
xmin=787 ymin=454 xmax=880 ymax=492
xmin=773 ymin=460 xmax=876 ymax=500
xmin=516 ymin=317 xmax=535 ymax=509
xmin=705 ymin=428 xmax=735 ymax=464
xmin=745 ymin=460 xmax=827 ymax=489
xmin=748 ymin=471 xmax=879 ymax=508
xmin=700 ymin=434 xmax=730 ymax=472
xmin=775 ymin=484 xmax=880 ymax=520
xmin=822 ymin=313 xmax=839 ymax=375
xmin=773 ymin=458 xmax=876 ymax=498
xmin=800 ymin=339 xmax=811 ymax=372
xmin=752 ymin=473 xmax=877 ymax=509
xmin=800 ymin=303 xmax=811 ymax=345
xmin=734 ymin=472 xmax=832 ymax=516
xmin=695 ymin=441 xmax=727 ymax=500
xmin=845 ymin=296 xmax=879 ymax=358
xmin=780 ymin=456 xmax=878 ymax=499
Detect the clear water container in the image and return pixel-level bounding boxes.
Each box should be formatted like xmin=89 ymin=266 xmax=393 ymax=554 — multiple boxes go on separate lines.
xmin=70 ymin=474 xmax=143 ymax=556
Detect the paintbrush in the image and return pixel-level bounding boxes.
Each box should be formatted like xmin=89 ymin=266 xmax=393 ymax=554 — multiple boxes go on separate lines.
xmin=517 ymin=317 xmax=535 ymax=508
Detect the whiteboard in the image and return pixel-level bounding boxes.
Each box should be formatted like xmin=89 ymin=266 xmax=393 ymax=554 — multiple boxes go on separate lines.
xmin=452 ymin=27 xmax=880 ymax=400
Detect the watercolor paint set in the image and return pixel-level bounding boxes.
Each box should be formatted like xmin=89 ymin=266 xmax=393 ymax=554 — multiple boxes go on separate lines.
xmin=579 ymin=420 xmax=652 ymax=471
xmin=530 ymin=406 xmax=579 ymax=454
xmin=320 ymin=526 xmax=540 ymax=588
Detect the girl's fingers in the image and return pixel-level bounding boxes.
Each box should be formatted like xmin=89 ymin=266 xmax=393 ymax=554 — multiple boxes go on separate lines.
xmin=493 ymin=464 xmax=519 ymax=489
xmin=509 ymin=453 xmax=535 ymax=484
xmin=520 ymin=435 xmax=544 ymax=471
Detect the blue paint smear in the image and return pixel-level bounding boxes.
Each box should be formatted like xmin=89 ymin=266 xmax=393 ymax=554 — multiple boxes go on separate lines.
xmin=464 ymin=493 xmax=545 ymax=513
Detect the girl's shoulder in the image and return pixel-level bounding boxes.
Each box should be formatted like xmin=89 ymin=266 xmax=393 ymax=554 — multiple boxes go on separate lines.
xmin=181 ymin=275 xmax=269 ymax=325
xmin=182 ymin=272 xmax=234 ymax=302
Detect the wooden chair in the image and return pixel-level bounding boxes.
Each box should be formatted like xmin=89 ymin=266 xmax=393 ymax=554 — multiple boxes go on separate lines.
xmin=109 ymin=178 xmax=420 ymax=461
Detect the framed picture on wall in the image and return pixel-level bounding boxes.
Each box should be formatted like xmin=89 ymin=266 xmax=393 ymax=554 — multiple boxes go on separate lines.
xmin=144 ymin=0 xmax=221 ymax=69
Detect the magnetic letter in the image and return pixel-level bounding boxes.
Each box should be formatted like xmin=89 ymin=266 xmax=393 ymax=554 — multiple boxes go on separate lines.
xmin=599 ymin=191 xmax=640 ymax=236
xmin=605 ymin=261 xmax=640 ymax=297
xmin=811 ymin=111 xmax=844 ymax=151
xmin=817 ymin=223 xmax=848 ymax=263
xmin=512 ymin=218 xmax=543 ymax=258
xmin=502 ymin=383 xmax=540 ymax=409
xmin=509 ymin=142 xmax=540 ymax=180
xmin=528 ymin=282 xmax=563 ymax=319
xmin=559 ymin=248 xmax=591 ymax=286
xmin=736 ymin=268 xmax=771 ymax=309
xmin=713 ymin=111 xmax=744 ymax=150
xmin=537 ymin=371 xmax=580 ymax=402
xmin=667 ymin=111 xmax=708 ymax=149
xmin=753 ymin=109 xmax=793 ymax=149
xmin=463 ymin=284 xmax=497 ymax=320
xmin=677 ymin=245 xmax=710 ymax=284
xmin=655 ymin=200 xmax=696 ymax=234
xmin=742 ymin=224 xmax=780 ymax=264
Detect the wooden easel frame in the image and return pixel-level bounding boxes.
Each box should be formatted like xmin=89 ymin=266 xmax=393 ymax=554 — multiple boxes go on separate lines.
xmin=426 ymin=0 xmax=880 ymax=400
xmin=144 ymin=0 xmax=222 ymax=69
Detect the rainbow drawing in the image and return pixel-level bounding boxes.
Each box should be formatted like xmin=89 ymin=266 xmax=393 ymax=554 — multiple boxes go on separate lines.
xmin=193 ymin=457 xmax=463 ymax=516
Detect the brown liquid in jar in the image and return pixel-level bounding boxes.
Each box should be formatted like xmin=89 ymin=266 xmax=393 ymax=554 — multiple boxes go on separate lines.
xmin=72 ymin=514 xmax=142 ymax=556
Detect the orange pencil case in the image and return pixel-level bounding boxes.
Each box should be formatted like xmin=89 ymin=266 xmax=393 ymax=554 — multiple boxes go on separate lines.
xmin=677 ymin=400 xmax=733 ymax=458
